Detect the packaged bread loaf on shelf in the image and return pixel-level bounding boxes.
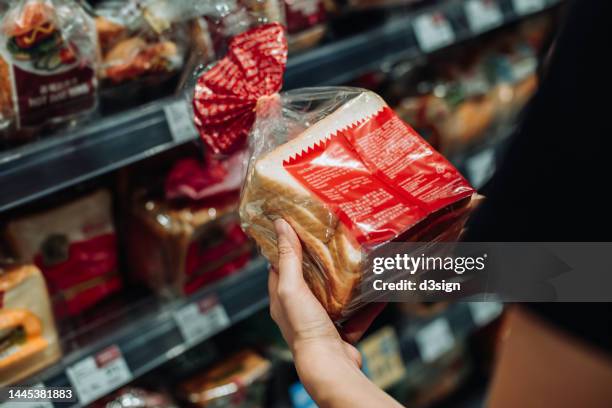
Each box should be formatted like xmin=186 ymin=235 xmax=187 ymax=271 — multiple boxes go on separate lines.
xmin=0 ymin=263 xmax=61 ymax=385
xmin=192 ymin=24 xmax=477 ymax=322
xmin=0 ymin=0 xmax=99 ymax=147
xmin=127 ymin=154 xmax=253 ymax=297
xmin=178 ymin=349 xmax=271 ymax=408
xmin=283 ymin=0 xmax=327 ymax=51
xmin=4 ymin=189 xmax=121 ymax=318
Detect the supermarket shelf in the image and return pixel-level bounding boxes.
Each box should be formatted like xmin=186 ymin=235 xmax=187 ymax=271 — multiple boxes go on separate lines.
xmin=397 ymin=302 xmax=503 ymax=368
xmin=0 ymin=0 xmax=560 ymax=213
xmin=20 ymin=257 xmax=269 ymax=407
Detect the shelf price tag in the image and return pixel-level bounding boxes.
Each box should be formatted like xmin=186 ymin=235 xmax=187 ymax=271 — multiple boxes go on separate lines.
xmin=415 ymin=318 xmax=454 ymax=363
xmin=174 ymin=295 xmax=230 ymax=345
xmin=413 ymin=12 xmax=455 ymax=53
xmin=465 ymin=0 xmax=503 ymax=33
xmin=67 ymin=345 xmax=132 ymax=405
xmin=164 ymin=99 xmax=199 ymax=143
xmin=512 ymin=0 xmax=546 ymax=15
xmin=469 ymin=302 xmax=503 ymax=326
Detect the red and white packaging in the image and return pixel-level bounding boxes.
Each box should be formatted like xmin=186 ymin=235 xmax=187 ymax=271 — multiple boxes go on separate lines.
xmin=4 ymin=190 xmax=121 ymax=317
xmin=192 ymin=24 xmax=476 ymax=321
xmin=126 ymin=154 xmax=253 ymax=298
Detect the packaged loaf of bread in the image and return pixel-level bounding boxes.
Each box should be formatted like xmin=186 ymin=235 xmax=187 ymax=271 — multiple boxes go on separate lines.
xmin=283 ymin=0 xmax=327 ymax=52
xmin=127 ymin=155 xmax=253 ymax=297
xmin=178 ymin=349 xmax=271 ymax=408
xmin=192 ymin=24 xmax=476 ymax=322
xmin=0 ymin=263 xmax=61 ymax=385
xmin=4 ymin=190 xmax=121 ymax=318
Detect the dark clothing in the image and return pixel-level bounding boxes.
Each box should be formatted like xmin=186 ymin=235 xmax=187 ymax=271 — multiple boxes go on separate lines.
xmin=464 ymin=0 xmax=612 ymax=352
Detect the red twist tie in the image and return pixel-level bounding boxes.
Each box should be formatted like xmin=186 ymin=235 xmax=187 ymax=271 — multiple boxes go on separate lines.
xmin=193 ymin=23 xmax=288 ymax=155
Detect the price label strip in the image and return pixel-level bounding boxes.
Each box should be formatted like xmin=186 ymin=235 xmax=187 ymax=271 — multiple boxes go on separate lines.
xmin=359 ymin=326 xmax=405 ymax=389
xmin=67 ymin=345 xmax=133 ymax=405
xmin=413 ymin=12 xmax=455 ymax=53
xmin=469 ymin=302 xmax=503 ymax=326
xmin=174 ymin=295 xmax=230 ymax=345
xmin=415 ymin=318 xmax=455 ymax=363
xmin=465 ymin=0 xmax=503 ymax=33
xmin=512 ymin=0 xmax=546 ymax=15
xmin=164 ymin=99 xmax=199 ymax=143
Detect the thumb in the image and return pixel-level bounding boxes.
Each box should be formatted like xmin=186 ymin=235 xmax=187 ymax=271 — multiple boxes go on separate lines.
xmin=275 ymin=218 xmax=304 ymax=294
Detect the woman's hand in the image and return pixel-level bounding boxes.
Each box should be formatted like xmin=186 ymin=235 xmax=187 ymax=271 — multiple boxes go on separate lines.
xmin=270 ymin=219 xmax=400 ymax=408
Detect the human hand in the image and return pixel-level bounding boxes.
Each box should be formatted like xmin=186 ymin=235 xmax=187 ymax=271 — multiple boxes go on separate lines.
xmin=269 ymin=219 xmax=385 ymax=391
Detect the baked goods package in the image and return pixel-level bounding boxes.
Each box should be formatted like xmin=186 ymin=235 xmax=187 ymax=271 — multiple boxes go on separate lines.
xmin=4 ymin=190 xmax=121 ymax=318
xmin=0 ymin=263 xmax=61 ymax=385
xmin=178 ymin=349 xmax=271 ymax=408
xmin=93 ymin=0 xmax=190 ymax=111
xmin=283 ymin=0 xmax=327 ymax=52
xmin=0 ymin=0 xmax=98 ymax=145
xmin=192 ymin=24 xmax=476 ymax=321
xmin=126 ymin=155 xmax=253 ymax=297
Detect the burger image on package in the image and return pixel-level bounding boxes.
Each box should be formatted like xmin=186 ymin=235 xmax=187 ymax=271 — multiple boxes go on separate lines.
xmin=193 ymin=24 xmax=476 ymax=321
xmin=3 ymin=1 xmax=79 ymax=70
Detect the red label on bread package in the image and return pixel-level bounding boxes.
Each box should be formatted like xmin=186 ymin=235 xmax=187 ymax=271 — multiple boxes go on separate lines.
xmin=34 ymin=233 xmax=120 ymax=317
xmin=283 ymin=107 xmax=474 ymax=245
xmin=284 ymin=0 xmax=327 ymax=34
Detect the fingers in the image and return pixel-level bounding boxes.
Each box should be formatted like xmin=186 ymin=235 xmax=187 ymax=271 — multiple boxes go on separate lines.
xmin=274 ymin=219 xmax=305 ymax=296
xmin=342 ymin=302 xmax=387 ymax=344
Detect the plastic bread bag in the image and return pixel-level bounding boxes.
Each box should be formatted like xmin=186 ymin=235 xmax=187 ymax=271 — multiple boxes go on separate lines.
xmin=192 ymin=24 xmax=476 ymax=322
xmin=178 ymin=349 xmax=271 ymax=408
xmin=4 ymin=189 xmax=121 ymax=318
xmin=0 ymin=263 xmax=61 ymax=385
xmin=93 ymin=0 xmax=190 ymax=110
xmin=283 ymin=0 xmax=327 ymax=52
xmin=0 ymin=0 xmax=98 ymax=146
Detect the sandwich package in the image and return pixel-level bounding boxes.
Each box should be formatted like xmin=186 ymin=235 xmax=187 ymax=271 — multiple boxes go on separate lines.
xmin=94 ymin=0 xmax=191 ymax=110
xmin=178 ymin=349 xmax=271 ymax=408
xmin=192 ymin=24 xmax=476 ymax=321
xmin=0 ymin=0 xmax=98 ymax=145
xmin=0 ymin=263 xmax=61 ymax=385
xmin=4 ymin=189 xmax=121 ymax=317
xmin=126 ymin=156 xmax=253 ymax=297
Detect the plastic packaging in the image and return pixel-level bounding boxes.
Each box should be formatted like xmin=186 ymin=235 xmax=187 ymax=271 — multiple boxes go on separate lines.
xmin=193 ymin=24 xmax=476 ymax=321
xmin=284 ymin=0 xmax=327 ymax=52
xmin=0 ymin=0 xmax=98 ymax=145
xmin=178 ymin=349 xmax=271 ymax=408
xmin=126 ymin=186 xmax=253 ymax=298
xmin=93 ymin=0 xmax=190 ymax=110
xmin=4 ymin=189 xmax=121 ymax=317
xmin=0 ymin=263 xmax=61 ymax=385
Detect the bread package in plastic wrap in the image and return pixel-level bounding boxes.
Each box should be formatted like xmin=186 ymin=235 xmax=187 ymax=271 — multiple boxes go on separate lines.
xmin=4 ymin=189 xmax=121 ymax=317
xmin=127 ymin=155 xmax=253 ymax=297
xmin=93 ymin=0 xmax=191 ymax=110
xmin=0 ymin=0 xmax=98 ymax=146
xmin=284 ymin=0 xmax=327 ymax=52
xmin=0 ymin=263 xmax=61 ymax=385
xmin=192 ymin=24 xmax=476 ymax=322
xmin=178 ymin=349 xmax=271 ymax=408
